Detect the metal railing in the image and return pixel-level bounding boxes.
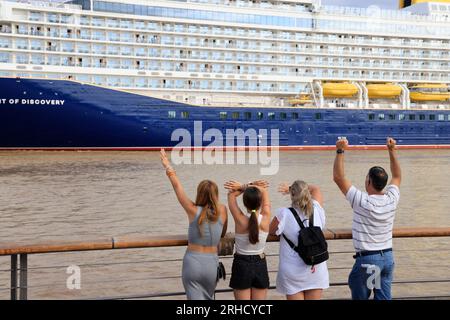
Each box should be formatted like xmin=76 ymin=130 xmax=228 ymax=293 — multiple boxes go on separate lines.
xmin=0 ymin=227 xmax=449 ymax=300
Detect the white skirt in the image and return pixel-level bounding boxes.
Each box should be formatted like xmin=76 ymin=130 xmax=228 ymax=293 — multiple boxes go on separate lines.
xmin=276 ymin=255 xmax=330 ymax=295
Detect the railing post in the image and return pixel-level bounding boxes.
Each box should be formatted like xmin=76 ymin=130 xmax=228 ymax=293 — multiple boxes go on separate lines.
xmin=10 ymin=255 xmax=18 ymax=300
xmin=19 ymin=254 xmax=28 ymax=300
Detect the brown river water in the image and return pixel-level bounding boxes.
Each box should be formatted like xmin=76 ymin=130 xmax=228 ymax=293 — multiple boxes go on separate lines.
xmin=0 ymin=150 xmax=449 ymax=299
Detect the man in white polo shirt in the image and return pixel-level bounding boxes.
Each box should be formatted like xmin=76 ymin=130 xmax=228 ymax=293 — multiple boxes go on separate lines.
xmin=333 ymin=137 xmax=401 ymax=300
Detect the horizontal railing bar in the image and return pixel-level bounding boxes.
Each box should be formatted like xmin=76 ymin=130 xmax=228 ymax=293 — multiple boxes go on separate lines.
xmin=1 ymin=251 xmax=449 ymax=273
xmin=2 ymin=274 xmax=449 ymax=293
xmin=2 ymin=276 xmax=447 ymax=298
xmin=87 ymin=278 xmax=450 ymax=300
xmin=0 ymin=227 xmax=449 ymax=256
xmin=1 ymin=259 xmax=449 ymax=274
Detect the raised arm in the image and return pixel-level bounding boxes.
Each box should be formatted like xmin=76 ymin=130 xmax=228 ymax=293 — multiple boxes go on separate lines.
xmin=220 ymin=205 xmax=228 ymax=238
xmin=160 ymin=149 xmax=197 ymax=218
xmin=224 ymin=180 xmax=247 ymax=227
xmin=333 ymin=138 xmax=352 ymax=196
xmin=387 ymin=137 xmax=401 ymax=187
xmin=308 ymin=184 xmax=324 ymax=207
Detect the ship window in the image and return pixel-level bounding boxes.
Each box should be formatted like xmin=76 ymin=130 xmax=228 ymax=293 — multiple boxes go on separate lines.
xmin=409 ymin=114 xmax=416 ymax=120
xmin=368 ymin=114 xmax=375 ymax=121
xmin=388 ymin=114 xmax=395 ymax=121
xmin=280 ymin=112 xmax=287 ymax=120
xmin=399 ymin=114 xmax=405 ymax=121
xmin=378 ymin=114 xmax=385 ymax=120
xmin=244 ymin=112 xmax=251 ymax=120
xmin=315 ymin=113 xmax=322 ymax=120
xmin=429 ymin=114 xmax=435 ymax=121
xmin=168 ymin=111 xmax=176 ymax=119
xmin=181 ymin=111 xmax=189 ymax=119
xmin=268 ymin=112 xmax=275 ymax=120
xmin=419 ymin=114 xmax=426 ymax=121
xmin=232 ymin=112 xmax=240 ymax=119
xmin=448 ymin=115 xmax=450 ymax=121
xmin=438 ymin=114 xmax=444 ymax=121
xmin=257 ymin=112 xmax=264 ymax=120
xmin=219 ymin=112 xmax=227 ymax=120
xmin=292 ymin=112 xmax=299 ymax=120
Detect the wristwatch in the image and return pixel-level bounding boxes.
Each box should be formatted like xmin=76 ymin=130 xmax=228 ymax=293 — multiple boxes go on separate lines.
xmin=337 ymin=149 xmax=345 ymax=154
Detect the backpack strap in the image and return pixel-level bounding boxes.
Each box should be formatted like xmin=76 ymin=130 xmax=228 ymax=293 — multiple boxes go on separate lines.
xmin=281 ymin=208 xmax=303 ymax=250
xmin=282 ymin=234 xmax=296 ymax=250
xmin=288 ymin=207 xmax=306 ymax=229
xmin=309 ymin=209 xmax=314 ymax=227
xmin=282 ymin=208 xmax=309 ymax=251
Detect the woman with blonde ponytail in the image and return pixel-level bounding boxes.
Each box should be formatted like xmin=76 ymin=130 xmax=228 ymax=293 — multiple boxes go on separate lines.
xmin=224 ymin=180 xmax=271 ymax=300
xmin=160 ymin=149 xmax=228 ymax=300
xmin=269 ymin=180 xmax=329 ymax=300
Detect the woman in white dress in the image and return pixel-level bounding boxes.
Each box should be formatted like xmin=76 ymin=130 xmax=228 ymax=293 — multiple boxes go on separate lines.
xmin=269 ymin=180 xmax=329 ymax=300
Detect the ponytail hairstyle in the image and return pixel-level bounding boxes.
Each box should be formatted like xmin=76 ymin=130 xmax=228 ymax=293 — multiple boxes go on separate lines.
xmin=290 ymin=180 xmax=313 ymax=218
xmin=242 ymin=186 xmax=263 ymax=245
xmin=195 ymin=180 xmax=220 ymax=236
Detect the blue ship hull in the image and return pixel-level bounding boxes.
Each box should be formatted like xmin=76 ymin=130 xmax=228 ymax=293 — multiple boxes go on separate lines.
xmin=1 ymin=77 xmax=450 ymax=150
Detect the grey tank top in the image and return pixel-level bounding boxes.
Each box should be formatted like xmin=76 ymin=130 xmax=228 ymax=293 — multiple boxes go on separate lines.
xmin=188 ymin=206 xmax=223 ymax=246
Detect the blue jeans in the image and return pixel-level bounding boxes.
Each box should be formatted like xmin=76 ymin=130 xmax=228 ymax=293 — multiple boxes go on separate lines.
xmin=348 ymin=250 xmax=395 ymax=300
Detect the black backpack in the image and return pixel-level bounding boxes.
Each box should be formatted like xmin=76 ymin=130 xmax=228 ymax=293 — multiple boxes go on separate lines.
xmin=282 ymin=207 xmax=329 ymax=266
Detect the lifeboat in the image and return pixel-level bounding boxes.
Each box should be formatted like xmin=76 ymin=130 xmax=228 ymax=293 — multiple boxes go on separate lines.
xmin=409 ymin=84 xmax=449 ymax=102
xmin=367 ymin=83 xmax=402 ymax=98
xmin=289 ymin=94 xmax=312 ymax=106
xmin=322 ymin=82 xmax=358 ymax=98
xmin=400 ymin=0 xmax=450 ymax=9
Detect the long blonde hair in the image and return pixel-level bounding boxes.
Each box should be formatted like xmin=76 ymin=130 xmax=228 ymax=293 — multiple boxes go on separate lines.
xmin=290 ymin=180 xmax=313 ymax=218
xmin=195 ymin=180 xmax=220 ymax=236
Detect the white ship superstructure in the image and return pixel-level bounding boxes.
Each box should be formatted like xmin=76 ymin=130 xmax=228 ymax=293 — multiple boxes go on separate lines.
xmin=0 ymin=0 xmax=449 ymax=108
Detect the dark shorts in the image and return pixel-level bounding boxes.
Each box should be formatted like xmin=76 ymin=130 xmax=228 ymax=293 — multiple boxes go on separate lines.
xmin=229 ymin=253 xmax=270 ymax=290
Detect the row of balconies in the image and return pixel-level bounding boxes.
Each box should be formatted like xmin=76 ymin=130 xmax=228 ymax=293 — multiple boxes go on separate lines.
xmin=5 ymin=45 xmax=449 ymax=71
xmin=3 ymin=36 xmax=448 ymax=63
xmin=6 ymin=55 xmax=449 ymax=82
xmin=13 ymin=18 xmax=450 ymax=49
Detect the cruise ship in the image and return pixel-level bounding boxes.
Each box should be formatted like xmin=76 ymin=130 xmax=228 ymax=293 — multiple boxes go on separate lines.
xmin=0 ymin=0 xmax=449 ymax=150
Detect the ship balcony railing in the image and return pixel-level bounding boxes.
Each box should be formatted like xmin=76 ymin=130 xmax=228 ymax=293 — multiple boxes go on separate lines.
xmin=29 ymin=31 xmax=44 ymax=37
